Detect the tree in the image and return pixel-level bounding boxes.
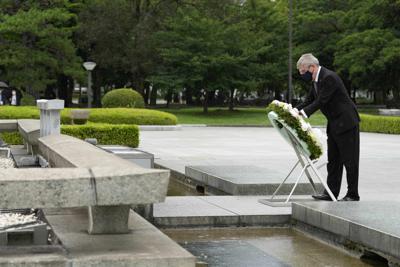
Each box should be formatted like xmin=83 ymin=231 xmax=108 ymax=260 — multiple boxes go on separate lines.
xmin=151 ymin=0 xmax=287 ymax=111
xmin=335 ymin=29 xmax=400 ymax=105
xmin=77 ymin=0 xmax=179 ymax=105
xmin=0 ymin=1 xmax=83 ymax=104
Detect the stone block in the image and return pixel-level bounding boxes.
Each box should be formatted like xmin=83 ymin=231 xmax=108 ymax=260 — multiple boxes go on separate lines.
xmin=0 ymin=120 xmax=17 ymax=132
xmin=88 ymin=205 xmax=130 ymax=234
xmin=305 ymin=207 xmax=321 ymax=227
xmin=320 ymin=212 xmax=349 ymax=237
xmin=70 ymin=109 xmax=90 ymax=120
xmin=91 ymin=166 xmax=170 ymax=206
xmin=292 ymin=203 xmax=306 ymax=222
xmin=99 ymin=145 xmax=154 ymax=169
xmin=45 ymin=208 xmax=195 ymax=266
xmin=17 ymin=119 xmax=40 ymax=146
xmin=38 ymin=134 xmax=134 ymax=169
xmin=0 ymin=168 xmax=93 ymax=209
xmin=378 ymin=109 xmax=400 ymax=116
xmin=37 ymin=99 xmax=64 ymax=110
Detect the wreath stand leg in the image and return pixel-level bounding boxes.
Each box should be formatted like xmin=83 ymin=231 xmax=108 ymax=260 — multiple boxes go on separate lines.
xmin=263 ymin=128 xmax=337 ymax=206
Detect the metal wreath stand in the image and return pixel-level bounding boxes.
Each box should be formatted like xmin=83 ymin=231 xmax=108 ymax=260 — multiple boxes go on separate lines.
xmin=267 ymin=111 xmax=337 ymax=203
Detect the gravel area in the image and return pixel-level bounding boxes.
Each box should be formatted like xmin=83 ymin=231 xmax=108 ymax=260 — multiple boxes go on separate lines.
xmin=0 ymin=213 xmax=38 ymax=230
xmin=0 ymin=157 xmax=14 ymax=168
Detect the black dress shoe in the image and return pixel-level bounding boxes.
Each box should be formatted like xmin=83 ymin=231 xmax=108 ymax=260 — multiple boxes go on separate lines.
xmin=339 ymin=196 xmax=360 ymax=201
xmin=312 ymin=194 xmax=333 ymax=201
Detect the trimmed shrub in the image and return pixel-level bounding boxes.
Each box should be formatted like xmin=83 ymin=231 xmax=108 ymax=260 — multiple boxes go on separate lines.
xmin=102 ymin=88 xmax=145 ymax=108
xmin=0 ymin=106 xmax=177 ymax=125
xmin=87 ymin=108 xmax=177 ymax=125
xmin=0 ymin=132 xmax=23 ymax=144
xmin=61 ymin=123 xmax=139 ymax=147
xmin=2 ymin=124 xmax=139 ymax=147
xmin=0 ymin=106 xmax=39 ymax=119
xmin=360 ymin=114 xmax=400 ymax=134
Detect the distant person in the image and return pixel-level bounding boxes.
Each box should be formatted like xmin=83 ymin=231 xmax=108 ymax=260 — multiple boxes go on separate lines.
xmin=295 ymin=53 xmax=360 ymax=201
xmin=11 ymin=90 xmax=17 ymax=106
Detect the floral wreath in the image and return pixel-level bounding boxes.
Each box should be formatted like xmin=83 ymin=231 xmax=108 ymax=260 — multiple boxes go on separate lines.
xmin=267 ymin=100 xmax=325 ymax=160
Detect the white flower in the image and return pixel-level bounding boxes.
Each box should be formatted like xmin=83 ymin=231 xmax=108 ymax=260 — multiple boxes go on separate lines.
xmin=289 ymin=109 xmax=299 ymax=118
xmin=272 ymin=100 xmax=280 ymax=105
xmin=300 ymin=120 xmax=310 ymax=132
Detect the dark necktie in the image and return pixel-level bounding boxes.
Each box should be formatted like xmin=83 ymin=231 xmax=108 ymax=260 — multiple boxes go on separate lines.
xmin=313 ymin=81 xmax=318 ymax=95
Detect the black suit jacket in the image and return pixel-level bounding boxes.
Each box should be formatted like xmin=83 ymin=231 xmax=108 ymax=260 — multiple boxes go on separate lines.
xmin=296 ymin=66 xmax=360 ymax=135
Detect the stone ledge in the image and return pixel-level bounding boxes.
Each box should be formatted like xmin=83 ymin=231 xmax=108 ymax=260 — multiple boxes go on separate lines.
xmin=17 ymin=119 xmax=40 ymax=148
xmin=0 ymin=120 xmax=18 ymax=132
xmin=139 ymin=125 xmax=182 ymax=131
xmin=0 ymin=167 xmax=169 ymax=209
xmin=292 ymin=202 xmax=400 ymax=262
xmin=38 ymin=134 xmax=136 ymax=168
xmin=45 ymin=208 xmax=196 ymax=267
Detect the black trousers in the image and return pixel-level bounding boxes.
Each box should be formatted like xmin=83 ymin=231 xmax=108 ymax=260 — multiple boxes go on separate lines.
xmin=324 ymin=125 xmax=360 ymax=198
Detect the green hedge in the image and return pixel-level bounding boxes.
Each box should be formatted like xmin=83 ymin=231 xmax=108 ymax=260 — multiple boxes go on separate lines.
xmin=0 ymin=132 xmax=23 ymax=144
xmin=102 ymin=88 xmax=145 ymax=108
xmin=86 ymin=108 xmax=177 ymax=125
xmin=1 ymin=123 xmax=139 ymax=147
xmin=62 ymin=123 xmax=139 ymax=147
xmin=0 ymin=106 xmax=38 ymax=119
xmin=0 ymin=106 xmax=177 ymax=125
xmin=360 ymin=114 xmax=400 ymax=134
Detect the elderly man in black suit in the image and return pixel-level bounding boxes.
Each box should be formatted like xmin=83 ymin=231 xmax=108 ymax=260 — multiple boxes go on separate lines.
xmin=295 ymin=53 xmax=360 ymax=201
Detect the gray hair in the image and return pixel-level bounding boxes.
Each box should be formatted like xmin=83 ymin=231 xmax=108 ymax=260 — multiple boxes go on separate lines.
xmin=297 ymin=53 xmax=319 ymax=69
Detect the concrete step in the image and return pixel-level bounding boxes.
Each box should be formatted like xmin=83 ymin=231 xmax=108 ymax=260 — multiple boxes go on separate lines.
xmin=185 ymin=165 xmax=323 ymax=195
xmin=153 ymin=196 xmax=292 ymax=228
xmin=292 ymin=201 xmax=400 ymax=265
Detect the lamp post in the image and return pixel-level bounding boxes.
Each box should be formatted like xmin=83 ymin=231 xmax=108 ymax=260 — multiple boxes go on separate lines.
xmin=288 ymin=0 xmax=293 ymax=104
xmin=83 ymin=61 xmax=96 ymax=108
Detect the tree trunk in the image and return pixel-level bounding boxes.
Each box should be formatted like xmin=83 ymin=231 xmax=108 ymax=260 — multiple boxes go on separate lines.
xmin=165 ymin=89 xmax=172 ymax=108
xmin=150 ymin=86 xmax=157 ymax=105
xmin=202 ymin=90 xmax=208 ymax=113
xmin=229 ymin=88 xmax=235 ymax=111
xmin=185 ymin=88 xmax=193 ymax=105
xmin=57 ymin=75 xmax=73 ymax=107
xmin=393 ymin=88 xmax=400 ymax=108
xmin=374 ymin=91 xmax=385 ymax=105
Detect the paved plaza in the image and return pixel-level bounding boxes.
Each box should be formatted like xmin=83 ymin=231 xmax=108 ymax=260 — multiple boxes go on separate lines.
xmin=139 ymin=126 xmax=400 ymax=202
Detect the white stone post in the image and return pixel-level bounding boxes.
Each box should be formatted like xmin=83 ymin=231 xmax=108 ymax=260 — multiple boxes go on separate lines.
xmin=37 ymin=99 xmax=64 ymax=137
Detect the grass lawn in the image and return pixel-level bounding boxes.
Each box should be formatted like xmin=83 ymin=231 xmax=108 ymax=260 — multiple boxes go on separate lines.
xmin=159 ymin=107 xmax=327 ymax=126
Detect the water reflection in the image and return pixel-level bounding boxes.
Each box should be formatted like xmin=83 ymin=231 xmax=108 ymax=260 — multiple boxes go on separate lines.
xmin=163 ymin=228 xmax=387 ymax=267
xmin=167 ymin=178 xmax=204 ymax=196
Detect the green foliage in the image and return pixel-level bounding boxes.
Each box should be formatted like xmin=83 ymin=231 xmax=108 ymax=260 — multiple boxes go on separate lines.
xmin=1 ymin=123 xmax=140 ymax=147
xmin=0 ymin=106 xmax=177 ymax=125
xmin=87 ymin=108 xmax=177 ymax=125
xmin=267 ymin=102 xmax=322 ymax=160
xmin=335 ymin=29 xmax=400 ymax=92
xmin=360 ymin=114 xmax=400 ymax=134
xmin=0 ymin=132 xmax=23 ymax=144
xmin=102 ymin=88 xmax=145 ymax=108
xmin=0 ymin=106 xmax=39 ymax=119
xmin=20 ymin=92 xmax=36 ymax=106
xmin=61 ymin=123 xmax=139 ymax=147
xmin=72 ymin=118 xmax=88 ymax=125
xmin=160 ymin=107 xmax=327 ymax=126
xmin=0 ymin=4 xmax=83 ymax=93
xmin=151 ymin=0 xmax=287 ymax=111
